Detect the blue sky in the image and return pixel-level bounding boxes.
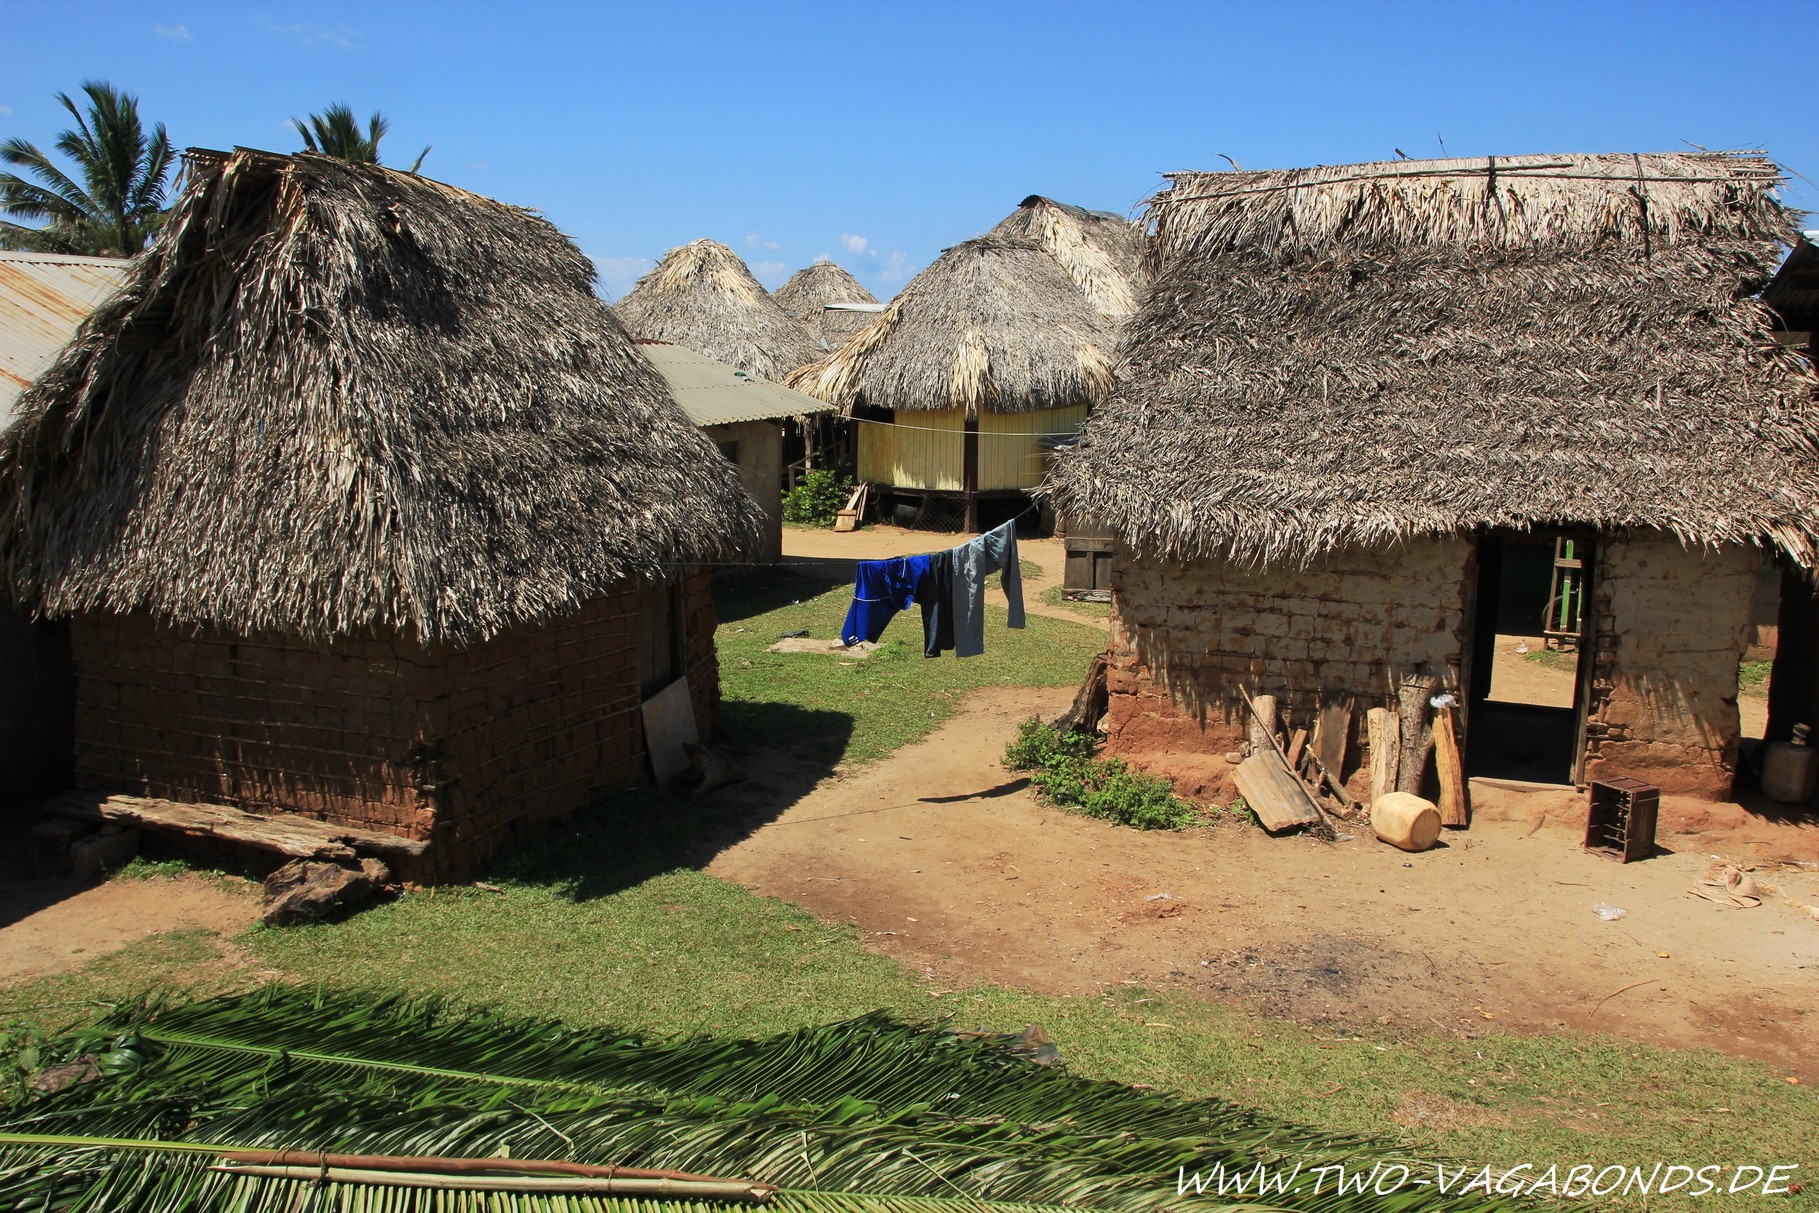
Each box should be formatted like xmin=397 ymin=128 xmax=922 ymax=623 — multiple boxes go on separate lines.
xmin=4 ymin=1 xmax=1816 ymax=299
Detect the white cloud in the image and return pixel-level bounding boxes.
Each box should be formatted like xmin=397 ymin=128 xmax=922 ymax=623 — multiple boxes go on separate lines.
xmin=155 ymin=22 xmax=193 ymax=40
xmin=589 ymin=254 xmax=654 ymax=301
xmin=812 ymin=253 xmax=832 ymax=264
xmin=745 ymin=230 xmax=781 ymax=251
xmin=0 ymin=106 xmax=11 ymax=117
xmin=258 ymin=16 xmax=363 ymax=50
xmin=840 ymin=233 xmax=868 ymax=255
xmin=878 ymin=251 xmax=914 ymax=284
xmin=750 ymin=260 xmax=788 ymax=288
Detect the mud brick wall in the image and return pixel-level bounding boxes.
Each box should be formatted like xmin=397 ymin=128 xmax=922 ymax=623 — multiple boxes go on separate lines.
xmin=1106 ymin=539 xmax=1472 ymax=764
xmin=70 ymin=570 xmax=724 ymax=879
xmin=0 ymin=609 xmax=74 ymax=808
xmin=1582 ymin=535 xmax=1758 ymax=799
xmin=72 ymin=613 xmax=440 ymax=833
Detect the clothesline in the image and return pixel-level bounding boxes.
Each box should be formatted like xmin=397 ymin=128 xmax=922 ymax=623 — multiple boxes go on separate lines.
xmin=846 ymin=417 xmax=1085 ymax=438
xmin=840 ymin=518 xmax=1028 ymax=658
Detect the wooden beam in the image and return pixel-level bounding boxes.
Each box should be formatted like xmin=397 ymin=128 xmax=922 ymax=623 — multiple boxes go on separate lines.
xmin=962 ymin=415 xmax=980 ymax=532
xmin=46 ymin=792 xmax=430 ymax=863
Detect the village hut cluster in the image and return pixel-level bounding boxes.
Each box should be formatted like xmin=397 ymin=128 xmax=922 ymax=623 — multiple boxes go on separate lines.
xmin=1046 ymin=152 xmax=1819 ymax=813
xmin=4 ymin=141 xmax=1819 ymax=884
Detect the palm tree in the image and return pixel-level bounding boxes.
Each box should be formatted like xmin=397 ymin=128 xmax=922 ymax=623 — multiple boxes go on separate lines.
xmin=293 ymin=103 xmax=429 ymax=173
xmin=0 ymin=81 xmax=175 ymax=256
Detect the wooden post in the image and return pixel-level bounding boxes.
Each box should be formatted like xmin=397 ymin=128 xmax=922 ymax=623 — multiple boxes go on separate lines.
xmin=1366 ymin=706 xmax=1398 ymax=802
xmin=962 ymin=415 xmax=980 ymax=533
xmin=1396 ymin=674 xmax=1438 ymax=796
xmin=1247 ymin=694 xmax=1279 ymax=758
xmin=1431 ymin=704 xmax=1469 ymax=827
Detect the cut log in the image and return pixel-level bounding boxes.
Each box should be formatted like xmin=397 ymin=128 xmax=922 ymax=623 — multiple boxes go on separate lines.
xmin=1052 ymin=654 xmax=1109 ymax=734
xmin=1396 ymin=675 xmax=1439 ymax=796
xmin=1232 ymin=750 xmax=1322 ymax=833
xmin=263 ymin=857 xmax=390 ymax=925
xmin=1246 ymin=694 xmax=1280 ymax=757
xmin=1370 ymin=791 xmax=1441 ymax=852
xmin=46 ymin=792 xmax=428 ymax=864
xmin=1431 ymin=705 xmax=1470 ymax=827
xmin=1312 ymin=697 xmax=1352 ymax=781
xmin=1367 ymin=706 xmax=1399 ymax=801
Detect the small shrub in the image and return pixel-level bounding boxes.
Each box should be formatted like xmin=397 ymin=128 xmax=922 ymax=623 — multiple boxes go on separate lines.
xmin=782 ymin=470 xmax=853 ymax=527
xmin=1740 ymin=659 xmax=1773 ymax=692
xmin=1004 ymin=720 xmax=1198 ymax=831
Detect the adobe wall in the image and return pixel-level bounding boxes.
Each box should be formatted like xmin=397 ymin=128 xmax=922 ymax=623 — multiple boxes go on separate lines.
xmin=70 ymin=569 xmax=722 ymax=879
xmin=706 ymin=420 xmax=783 ymax=563
xmin=1581 ymin=536 xmax=1758 ymax=799
xmin=0 ymin=608 xmax=75 ymax=808
xmin=1106 ymin=539 xmax=1472 ymax=797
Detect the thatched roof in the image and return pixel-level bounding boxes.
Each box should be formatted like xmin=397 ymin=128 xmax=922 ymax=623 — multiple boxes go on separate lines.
xmin=773 ymin=260 xmax=879 ymax=350
xmin=1046 ymin=152 xmax=1819 ymax=567
xmin=0 ymin=148 xmax=762 ymax=645
xmin=987 ymin=195 xmax=1145 ymax=320
xmin=786 ymin=236 xmax=1119 ymax=416
xmin=613 ymin=240 xmax=822 ymax=379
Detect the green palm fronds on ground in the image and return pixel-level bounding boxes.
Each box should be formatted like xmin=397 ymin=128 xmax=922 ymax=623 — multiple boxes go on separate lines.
xmin=0 ymin=988 xmax=1547 ymax=1212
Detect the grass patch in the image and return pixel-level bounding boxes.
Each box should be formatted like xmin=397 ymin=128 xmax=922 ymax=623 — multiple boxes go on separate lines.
xmin=1041 ymin=584 xmax=1111 ymax=619
xmin=1521 ymin=644 xmax=1578 ymax=670
xmin=714 ymin=568 xmax=1102 ymax=767
xmin=1740 ymin=659 xmax=1772 ymax=694
xmin=1004 ymin=719 xmax=1199 ymax=829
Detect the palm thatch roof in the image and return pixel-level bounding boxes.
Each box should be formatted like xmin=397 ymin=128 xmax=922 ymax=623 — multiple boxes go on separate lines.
xmin=0 ymin=148 xmax=762 ymax=646
xmin=773 ymin=259 xmax=880 ymax=350
xmin=613 ymin=240 xmax=822 ymax=379
xmin=1046 ymin=152 xmax=1819 ymax=567
xmin=787 ymin=236 xmax=1118 ymax=416
xmin=987 ymin=195 xmax=1145 ymax=321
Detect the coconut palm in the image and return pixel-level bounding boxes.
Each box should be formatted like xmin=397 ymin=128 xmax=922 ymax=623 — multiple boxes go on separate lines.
xmin=292 ymin=103 xmax=429 ymax=172
xmin=0 ymin=987 xmax=1526 ymax=1212
xmin=0 ymin=81 xmax=174 ymax=256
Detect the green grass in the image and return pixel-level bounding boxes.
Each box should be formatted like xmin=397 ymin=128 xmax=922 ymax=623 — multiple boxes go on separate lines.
xmin=1521 ymin=645 xmax=1578 ymax=670
xmin=1 ymin=569 xmax=1813 ymax=1211
xmin=1740 ymin=659 xmax=1772 ymax=693
xmin=715 ymin=569 xmax=1102 ymax=767
xmin=1041 ymin=584 xmax=1112 ymax=619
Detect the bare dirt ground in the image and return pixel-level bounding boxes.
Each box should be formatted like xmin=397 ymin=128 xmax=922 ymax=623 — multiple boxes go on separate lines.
xmin=0 ymin=865 xmax=260 ymax=983
xmin=709 ymin=683 xmax=1819 ymax=1076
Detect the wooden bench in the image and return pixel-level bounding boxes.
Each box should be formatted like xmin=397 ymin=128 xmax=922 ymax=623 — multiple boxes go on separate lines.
xmin=44 ymin=792 xmax=430 ymax=866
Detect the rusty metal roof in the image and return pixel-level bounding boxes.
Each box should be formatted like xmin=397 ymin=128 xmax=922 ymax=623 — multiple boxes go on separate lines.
xmin=637 ymin=340 xmax=834 ymax=426
xmin=0 ymin=251 xmax=130 ymax=425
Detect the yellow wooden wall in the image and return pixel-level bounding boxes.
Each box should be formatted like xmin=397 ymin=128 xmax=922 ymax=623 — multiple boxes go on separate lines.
xmin=857 ymin=405 xmax=1088 ymax=492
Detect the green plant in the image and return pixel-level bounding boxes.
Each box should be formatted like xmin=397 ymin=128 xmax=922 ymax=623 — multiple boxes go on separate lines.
xmin=1004 ymin=721 xmax=1197 ymax=830
xmin=781 ymin=469 xmax=853 ymax=527
xmin=1739 ymin=659 xmax=1772 ymax=693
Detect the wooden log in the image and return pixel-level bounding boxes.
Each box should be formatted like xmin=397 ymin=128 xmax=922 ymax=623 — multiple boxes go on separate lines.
xmin=1396 ymin=675 xmax=1439 ymax=796
xmin=1312 ymin=696 xmax=1352 ymax=781
xmin=1246 ymin=694 xmax=1280 ymax=757
xmin=46 ymin=792 xmax=429 ymax=863
xmin=1370 ymin=791 xmax=1441 ymax=852
xmin=1285 ymin=728 xmax=1308 ymax=768
xmin=1431 ymin=704 xmax=1470 ymax=827
xmin=1052 ymin=654 xmax=1109 ymax=734
xmin=1232 ymin=751 xmax=1322 ymax=832
xmin=1367 ymin=707 xmax=1399 ymax=801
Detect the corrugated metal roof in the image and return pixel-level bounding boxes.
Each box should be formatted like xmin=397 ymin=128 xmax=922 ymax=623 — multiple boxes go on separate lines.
xmin=0 ymin=251 xmax=130 ymax=423
xmin=638 ymin=341 xmax=834 ymax=426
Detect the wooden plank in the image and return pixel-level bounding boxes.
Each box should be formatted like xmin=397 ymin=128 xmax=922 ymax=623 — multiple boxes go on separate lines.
xmin=1312 ymin=696 xmax=1352 ymax=779
xmin=1432 ymin=706 xmax=1470 ymax=827
xmin=641 ymin=675 xmax=700 ymax=788
xmin=1367 ymin=707 xmax=1399 ymax=802
xmin=1232 ymin=751 xmax=1322 ymax=832
xmin=46 ymin=792 xmax=428 ymax=861
xmin=1284 ymin=728 xmax=1308 ymax=769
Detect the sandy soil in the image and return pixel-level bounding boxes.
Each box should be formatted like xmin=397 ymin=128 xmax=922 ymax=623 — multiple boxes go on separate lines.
xmin=709 ymin=684 xmax=1819 ymax=1076
xmin=0 ymin=868 xmax=260 ymax=983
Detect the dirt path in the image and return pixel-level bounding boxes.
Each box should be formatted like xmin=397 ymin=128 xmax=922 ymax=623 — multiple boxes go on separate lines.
xmin=782 ymin=524 xmax=1109 ymax=629
xmin=0 ymin=871 xmax=260 ymax=984
xmin=709 ymin=685 xmax=1819 ymax=1076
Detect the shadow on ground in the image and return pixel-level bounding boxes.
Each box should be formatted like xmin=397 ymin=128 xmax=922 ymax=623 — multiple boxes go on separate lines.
xmin=488 ymin=700 xmax=853 ymax=902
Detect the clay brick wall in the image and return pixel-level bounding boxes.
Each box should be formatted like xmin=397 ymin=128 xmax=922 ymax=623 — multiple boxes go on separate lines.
xmin=1582 ymin=535 xmax=1757 ymax=798
xmin=1106 ymin=539 xmax=1472 ymax=767
xmin=70 ymin=569 xmax=725 ymax=879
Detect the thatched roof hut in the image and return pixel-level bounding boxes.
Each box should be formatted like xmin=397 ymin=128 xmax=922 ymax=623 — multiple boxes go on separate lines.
xmin=773 ymin=259 xmax=880 ymax=350
xmin=987 ymin=195 xmax=1145 ymax=321
xmin=1047 ymin=152 xmax=1819 ymax=567
xmin=0 ymin=149 xmax=760 ymax=646
xmin=0 ymin=148 xmax=763 ymax=877
xmin=787 ymin=236 xmax=1119 ymax=415
xmin=613 ymin=239 xmax=821 ymax=380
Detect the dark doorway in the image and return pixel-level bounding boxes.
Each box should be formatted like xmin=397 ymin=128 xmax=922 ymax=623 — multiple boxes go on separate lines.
xmin=1466 ymin=532 xmax=1594 ymax=783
